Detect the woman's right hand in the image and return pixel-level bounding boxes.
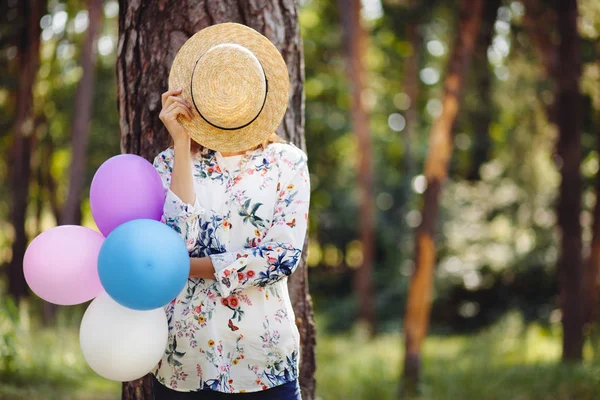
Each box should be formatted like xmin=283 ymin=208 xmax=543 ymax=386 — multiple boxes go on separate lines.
xmin=159 ymin=88 xmax=195 ymax=145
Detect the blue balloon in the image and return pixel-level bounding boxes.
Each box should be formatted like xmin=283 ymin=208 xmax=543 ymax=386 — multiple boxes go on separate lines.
xmin=98 ymin=219 xmax=190 ymax=310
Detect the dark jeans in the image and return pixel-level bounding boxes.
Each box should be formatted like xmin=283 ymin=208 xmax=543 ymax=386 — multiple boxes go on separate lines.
xmin=152 ymin=374 xmax=302 ymax=400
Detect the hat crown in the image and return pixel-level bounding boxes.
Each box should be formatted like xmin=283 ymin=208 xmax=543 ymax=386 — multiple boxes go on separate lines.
xmin=168 ymin=22 xmax=290 ymax=152
xmin=191 ymin=43 xmax=267 ymax=130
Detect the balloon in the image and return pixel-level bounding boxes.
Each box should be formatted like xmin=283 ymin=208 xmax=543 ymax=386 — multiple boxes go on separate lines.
xmin=98 ymin=219 xmax=190 ymax=310
xmin=90 ymin=154 xmax=165 ymax=237
xmin=23 ymin=226 xmax=104 ymax=305
xmin=80 ymin=291 xmax=168 ymax=382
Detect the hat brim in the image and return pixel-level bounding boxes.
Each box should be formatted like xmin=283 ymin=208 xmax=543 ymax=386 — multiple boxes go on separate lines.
xmin=168 ymin=23 xmax=290 ymax=152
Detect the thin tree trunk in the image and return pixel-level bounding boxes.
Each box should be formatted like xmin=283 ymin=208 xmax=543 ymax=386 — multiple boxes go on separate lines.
xmin=43 ymin=133 xmax=62 ymax=223
xmin=555 ymin=0 xmax=584 ymax=363
xmin=32 ymin=114 xmax=48 ymax=237
xmin=62 ymin=0 xmax=104 ymax=226
xmin=522 ymin=0 xmax=558 ymax=124
xmin=403 ymin=22 xmax=420 ymax=175
xmin=341 ymin=0 xmax=376 ymax=336
xmin=585 ymin=118 xmax=600 ymax=328
xmin=34 ymin=149 xmax=43 ymax=236
xmin=8 ymin=0 xmax=44 ymax=300
xmin=522 ymin=0 xmax=557 ymax=79
xmin=584 ymin=44 xmax=600 ymax=331
xmin=467 ymin=0 xmax=500 ymax=181
xmin=117 ymin=1 xmax=315 ymax=399
xmin=401 ymin=0 xmax=483 ymax=394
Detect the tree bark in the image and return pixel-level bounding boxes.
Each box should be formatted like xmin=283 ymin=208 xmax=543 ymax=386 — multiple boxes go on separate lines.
xmin=401 ymin=0 xmax=483 ymax=395
xmin=403 ymin=21 xmax=420 ymax=175
xmin=467 ymin=0 xmax=500 ymax=181
xmin=43 ymin=133 xmax=62 ymax=223
xmin=584 ymin=116 xmax=600 ymax=329
xmin=522 ymin=0 xmax=558 ymax=124
xmin=61 ymin=0 xmax=104 ymax=226
xmin=117 ymin=1 xmax=315 ymax=398
xmin=522 ymin=0 xmax=557 ymax=79
xmin=555 ymin=0 xmax=584 ymax=363
xmin=340 ymin=0 xmax=377 ymax=336
xmin=584 ymin=45 xmax=600 ymax=330
xmin=8 ymin=0 xmax=44 ymax=300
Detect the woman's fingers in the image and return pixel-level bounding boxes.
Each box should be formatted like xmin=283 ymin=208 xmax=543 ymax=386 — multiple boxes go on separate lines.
xmin=165 ymin=102 xmax=194 ymax=120
xmin=163 ymin=95 xmax=186 ymax=108
xmin=160 ymin=89 xmax=194 ymax=123
xmin=161 ymin=88 xmax=182 ymax=107
xmin=163 ymin=95 xmax=193 ymax=112
xmin=165 ymin=102 xmax=188 ymax=119
xmin=181 ymin=104 xmax=194 ymax=120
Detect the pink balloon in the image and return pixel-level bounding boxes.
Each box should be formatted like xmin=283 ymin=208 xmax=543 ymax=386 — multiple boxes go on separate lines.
xmin=24 ymin=226 xmax=104 ymax=305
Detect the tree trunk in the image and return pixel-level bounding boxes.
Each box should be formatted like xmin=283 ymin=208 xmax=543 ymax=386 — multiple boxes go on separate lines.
xmin=555 ymin=0 xmax=584 ymax=363
xmin=117 ymin=1 xmax=315 ymax=399
xmin=340 ymin=0 xmax=376 ymax=336
xmin=43 ymin=133 xmax=62 ymax=223
xmin=403 ymin=21 xmax=420 ymax=175
xmin=585 ymin=117 xmax=600 ymax=329
xmin=401 ymin=0 xmax=483 ymax=395
xmin=522 ymin=0 xmax=557 ymax=79
xmin=8 ymin=0 xmax=44 ymax=300
xmin=522 ymin=0 xmax=558 ymax=124
xmin=467 ymin=0 xmax=500 ymax=181
xmin=584 ymin=44 xmax=600 ymax=331
xmin=62 ymin=0 xmax=104 ymax=226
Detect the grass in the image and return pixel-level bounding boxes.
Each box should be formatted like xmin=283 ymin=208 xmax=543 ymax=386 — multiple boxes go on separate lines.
xmin=0 ymin=300 xmax=119 ymax=400
xmin=0 ymin=326 xmax=120 ymax=399
xmin=315 ymin=313 xmax=600 ymax=400
xmin=1 ymin=308 xmax=599 ymax=400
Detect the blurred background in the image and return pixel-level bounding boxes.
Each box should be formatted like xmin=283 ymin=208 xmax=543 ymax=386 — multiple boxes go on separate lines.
xmin=1 ymin=0 xmax=600 ymax=399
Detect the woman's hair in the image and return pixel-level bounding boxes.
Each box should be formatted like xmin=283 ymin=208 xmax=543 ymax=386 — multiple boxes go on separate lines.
xmin=169 ymin=132 xmax=286 ymax=153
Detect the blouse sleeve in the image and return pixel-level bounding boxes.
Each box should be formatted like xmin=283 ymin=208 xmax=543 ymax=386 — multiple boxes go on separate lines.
xmin=153 ymin=150 xmax=205 ymax=253
xmin=209 ymin=147 xmax=310 ymax=298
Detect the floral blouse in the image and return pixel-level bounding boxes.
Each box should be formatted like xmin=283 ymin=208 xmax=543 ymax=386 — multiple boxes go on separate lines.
xmin=151 ymin=141 xmax=310 ymax=393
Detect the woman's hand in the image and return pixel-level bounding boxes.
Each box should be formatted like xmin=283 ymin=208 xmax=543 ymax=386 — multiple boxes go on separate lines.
xmin=159 ymin=88 xmax=194 ymax=145
xmin=160 ymin=88 xmax=196 ymax=205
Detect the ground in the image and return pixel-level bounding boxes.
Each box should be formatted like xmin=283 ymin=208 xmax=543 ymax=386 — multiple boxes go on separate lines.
xmin=1 ymin=312 xmax=599 ymax=400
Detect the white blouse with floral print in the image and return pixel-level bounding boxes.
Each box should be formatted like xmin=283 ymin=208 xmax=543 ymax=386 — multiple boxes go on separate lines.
xmin=151 ymin=141 xmax=310 ymax=394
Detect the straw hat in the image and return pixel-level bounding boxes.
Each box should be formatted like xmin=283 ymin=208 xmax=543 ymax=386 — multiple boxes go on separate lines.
xmin=168 ymin=23 xmax=290 ymax=153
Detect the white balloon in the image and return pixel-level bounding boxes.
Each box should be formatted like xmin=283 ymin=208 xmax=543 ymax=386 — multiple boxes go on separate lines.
xmin=80 ymin=291 xmax=168 ymax=382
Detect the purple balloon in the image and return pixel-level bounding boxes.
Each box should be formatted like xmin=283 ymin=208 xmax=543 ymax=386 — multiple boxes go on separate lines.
xmin=90 ymin=154 xmax=165 ymax=237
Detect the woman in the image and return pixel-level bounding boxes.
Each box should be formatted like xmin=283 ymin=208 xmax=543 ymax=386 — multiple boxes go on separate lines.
xmin=150 ymin=23 xmax=310 ymax=399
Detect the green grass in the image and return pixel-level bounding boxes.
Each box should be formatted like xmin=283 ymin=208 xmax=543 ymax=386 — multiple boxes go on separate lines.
xmin=0 ymin=327 xmax=120 ymax=400
xmin=0 ymin=300 xmax=120 ymax=400
xmin=1 ymin=309 xmax=600 ymax=400
xmin=315 ymin=313 xmax=600 ymax=400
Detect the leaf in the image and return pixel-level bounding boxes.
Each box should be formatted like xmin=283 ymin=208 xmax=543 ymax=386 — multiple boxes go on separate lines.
xmin=250 ymin=202 xmax=263 ymax=215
